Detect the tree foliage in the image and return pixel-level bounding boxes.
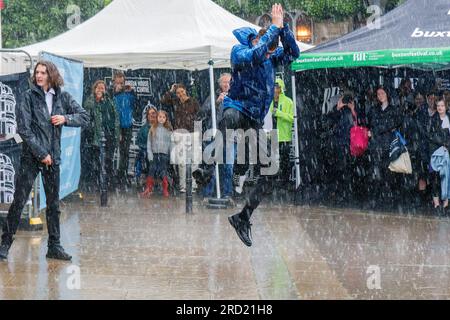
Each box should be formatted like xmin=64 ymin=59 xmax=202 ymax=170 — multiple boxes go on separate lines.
xmin=1 ymin=0 xmax=403 ymax=48
xmin=2 ymin=0 xmax=111 ymax=48
xmin=213 ymin=0 xmax=403 ymax=20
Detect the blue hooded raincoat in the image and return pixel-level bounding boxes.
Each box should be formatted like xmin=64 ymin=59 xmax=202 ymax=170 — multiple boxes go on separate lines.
xmin=224 ymin=23 xmax=300 ymax=124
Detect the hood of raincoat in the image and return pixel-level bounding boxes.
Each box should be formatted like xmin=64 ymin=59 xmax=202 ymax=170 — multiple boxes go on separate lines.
xmin=275 ymin=78 xmax=286 ymax=94
xmin=232 ymin=27 xmax=258 ymax=47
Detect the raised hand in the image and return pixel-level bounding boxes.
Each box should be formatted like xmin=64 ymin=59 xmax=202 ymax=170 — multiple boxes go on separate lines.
xmin=271 ymin=3 xmax=284 ymax=29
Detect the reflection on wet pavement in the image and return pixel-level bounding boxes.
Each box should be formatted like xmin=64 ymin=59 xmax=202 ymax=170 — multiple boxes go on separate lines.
xmin=1 ymin=193 xmax=450 ymax=299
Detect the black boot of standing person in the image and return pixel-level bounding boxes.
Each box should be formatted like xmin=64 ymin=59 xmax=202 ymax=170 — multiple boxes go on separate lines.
xmin=0 ymin=61 xmax=88 ymax=261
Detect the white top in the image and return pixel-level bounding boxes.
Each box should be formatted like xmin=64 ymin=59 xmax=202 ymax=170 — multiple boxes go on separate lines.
xmin=441 ymin=115 xmax=450 ymax=133
xmin=44 ymin=88 xmax=55 ymax=115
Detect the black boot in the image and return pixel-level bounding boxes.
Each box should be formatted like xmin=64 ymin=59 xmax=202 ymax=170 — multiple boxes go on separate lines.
xmin=46 ymin=245 xmax=72 ymax=261
xmin=0 ymin=243 xmax=11 ymax=260
xmin=228 ymin=206 xmax=253 ymax=247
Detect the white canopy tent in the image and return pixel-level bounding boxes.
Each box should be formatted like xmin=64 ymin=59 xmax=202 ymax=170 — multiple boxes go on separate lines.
xmin=19 ymin=0 xmax=312 ymax=199
xmin=21 ymin=0 xmax=312 ymax=70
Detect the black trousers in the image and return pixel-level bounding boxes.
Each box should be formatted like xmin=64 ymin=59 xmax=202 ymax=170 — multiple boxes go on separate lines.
xmin=2 ymin=156 xmax=61 ymax=247
xmin=279 ymin=142 xmax=292 ymax=185
xmin=431 ymin=171 xmax=441 ymax=199
xmin=94 ymin=142 xmax=116 ymax=189
xmin=118 ymin=127 xmax=133 ymax=182
xmin=204 ymin=108 xmax=272 ymax=216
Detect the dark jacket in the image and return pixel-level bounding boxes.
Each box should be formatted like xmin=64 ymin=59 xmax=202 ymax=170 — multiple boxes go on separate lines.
xmin=402 ymin=104 xmax=430 ymax=161
xmin=160 ymin=92 xmax=199 ymax=132
xmin=327 ymin=105 xmax=365 ymax=149
xmin=137 ymin=122 xmax=150 ymax=150
xmin=17 ymin=83 xmax=89 ymax=165
xmin=368 ymin=104 xmax=402 ymax=152
xmin=83 ymin=94 xmax=120 ymax=148
xmin=429 ymin=112 xmax=450 ymax=155
xmin=224 ymin=23 xmax=300 ymax=124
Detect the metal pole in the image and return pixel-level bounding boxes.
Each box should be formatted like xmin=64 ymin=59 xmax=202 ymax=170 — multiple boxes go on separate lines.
xmin=291 ymin=74 xmax=301 ymax=189
xmin=186 ymin=155 xmax=193 ymax=214
xmin=32 ymin=177 xmax=39 ymax=218
xmin=208 ymin=60 xmax=221 ymax=199
xmin=99 ymin=132 xmax=108 ymax=206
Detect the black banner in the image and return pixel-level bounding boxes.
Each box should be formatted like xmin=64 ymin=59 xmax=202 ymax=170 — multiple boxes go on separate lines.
xmin=0 ymin=72 xmax=29 ymax=205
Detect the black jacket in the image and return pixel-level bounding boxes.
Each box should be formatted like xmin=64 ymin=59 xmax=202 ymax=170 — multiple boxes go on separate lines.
xmin=429 ymin=112 xmax=450 ymax=155
xmin=327 ymin=104 xmax=366 ymax=150
xmin=17 ymin=83 xmax=89 ymax=165
xmin=402 ymin=104 xmax=431 ymax=161
xmin=368 ymin=104 xmax=402 ymax=152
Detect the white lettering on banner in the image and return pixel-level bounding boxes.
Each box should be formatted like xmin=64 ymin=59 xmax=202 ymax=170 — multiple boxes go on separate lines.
xmin=411 ymin=27 xmax=450 ymax=38
xmin=0 ymin=153 xmax=16 ymax=204
xmin=125 ymin=79 xmax=151 ymax=96
xmin=61 ymin=182 xmax=72 ymax=192
xmin=322 ymin=87 xmax=340 ymax=115
xmin=0 ymin=82 xmax=17 ymax=136
xmin=62 ymin=128 xmax=78 ymax=139
xmin=65 ymin=146 xmax=74 ymax=157
xmin=353 ymin=53 xmax=367 ymax=62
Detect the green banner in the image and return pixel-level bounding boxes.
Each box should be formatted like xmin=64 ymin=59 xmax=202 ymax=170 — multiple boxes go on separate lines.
xmin=292 ymin=47 xmax=450 ymax=71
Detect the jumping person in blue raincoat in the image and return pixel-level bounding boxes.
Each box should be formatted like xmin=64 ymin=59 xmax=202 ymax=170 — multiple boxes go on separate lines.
xmin=194 ymin=3 xmax=299 ymax=247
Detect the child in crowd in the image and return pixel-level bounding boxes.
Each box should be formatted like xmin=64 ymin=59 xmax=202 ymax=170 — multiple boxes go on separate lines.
xmin=146 ymin=110 xmax=173 ymax=197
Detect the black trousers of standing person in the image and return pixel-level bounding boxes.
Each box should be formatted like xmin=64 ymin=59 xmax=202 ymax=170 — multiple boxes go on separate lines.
xmin=92 ymin=141 xmax=116 ymax=190
xmin=329 ymin=145 xmax=354 ymax=205
xmin=118 ymin=127 xmax=133 ymax=184
xmin=369 ymin=146 xmax=404 ymax=210
xmin=1 ymin=155 xmax=61 ymax=247
xmin=278 ymin=142 xmax=292 ymax=187
xmin=430 ymin=171 xmax=442 ymax=200
xmin=202 ymin=108 xmax=273 ymax=220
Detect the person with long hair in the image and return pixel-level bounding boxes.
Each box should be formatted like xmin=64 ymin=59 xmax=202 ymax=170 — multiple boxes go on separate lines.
xmin=429 ymin=99 xmax=450 ymax=214
xmin=0 ymin=61 xmax=89 ymax=261
xmin=160 ymin=83 xmax=200 ymax=193
xmin=83 ymin=80 xmax=120 ymax=191
xmin=367 ymin=86 xmax=403 ymax=209
xmin=146 ymin=110 xmax=173 ymax=197
xmin=137 ymin=106 xmax=158 ymax=196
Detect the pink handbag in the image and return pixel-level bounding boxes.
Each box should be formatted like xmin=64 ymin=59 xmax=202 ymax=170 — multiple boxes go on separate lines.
xmin=350 ymin=116 xmax=369 ymax=157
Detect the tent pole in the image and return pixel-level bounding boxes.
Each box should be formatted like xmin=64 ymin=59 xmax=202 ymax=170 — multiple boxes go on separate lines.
xmin=379 ymin=69 xmax=384 ymax=86
xmin=208 ymin=59 xmax=221 ymax=199
xmin=291 ymin=74 xmax=301 ymax=189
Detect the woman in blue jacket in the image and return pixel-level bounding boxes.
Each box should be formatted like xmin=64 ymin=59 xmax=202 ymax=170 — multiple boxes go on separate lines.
xmin=429 ymin=99 xmax=450 ymax=214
